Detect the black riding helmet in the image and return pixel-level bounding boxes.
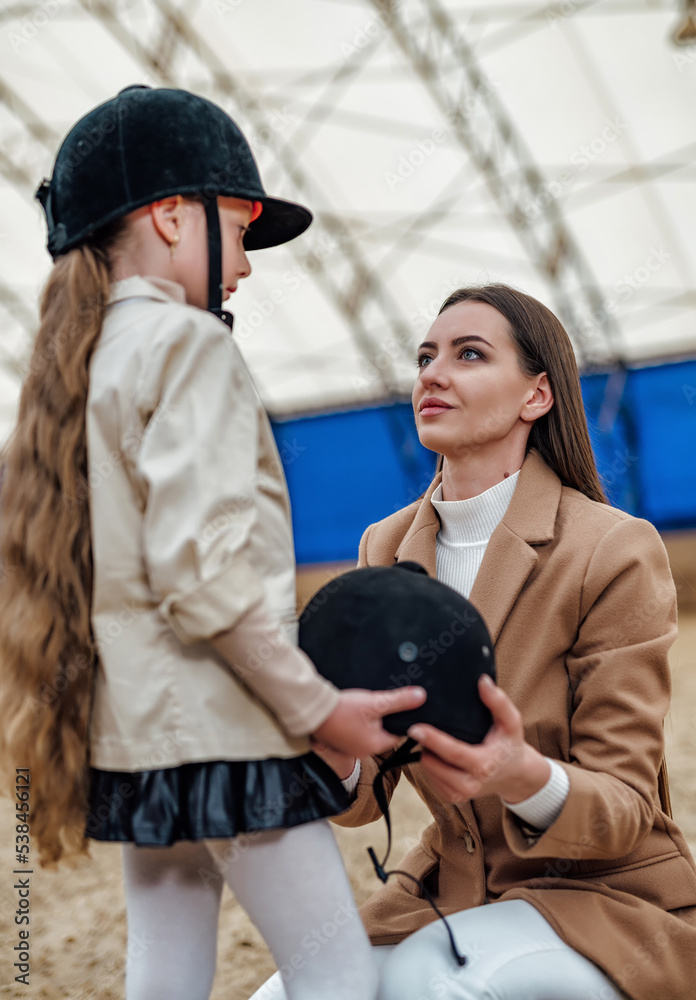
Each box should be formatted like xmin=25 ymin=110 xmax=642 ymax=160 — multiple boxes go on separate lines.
xmin=299 ymin=560 xmax=495 ymax=744
xmin=34 ymin=85 xmax=312 ymax=327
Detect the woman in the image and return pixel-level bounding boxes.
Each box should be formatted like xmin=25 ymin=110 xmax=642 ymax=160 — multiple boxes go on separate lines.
xmin=251 ymin=284 xmax=696 ymax=1000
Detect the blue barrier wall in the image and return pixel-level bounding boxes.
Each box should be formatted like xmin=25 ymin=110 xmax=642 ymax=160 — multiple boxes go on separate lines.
xmin=272 ymin=358 xmax=696 ymax=565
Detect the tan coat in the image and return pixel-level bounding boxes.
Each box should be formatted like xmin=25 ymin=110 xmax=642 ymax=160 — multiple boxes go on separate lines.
xmin=87 ymin=276 xmax=336 ymax=771
xmin=334 ymin=449 xmax=696 ymax=1000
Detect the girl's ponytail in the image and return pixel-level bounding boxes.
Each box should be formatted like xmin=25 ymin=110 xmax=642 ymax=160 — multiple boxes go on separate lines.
xmin=0 ymin=226 xmax=121 ymax=865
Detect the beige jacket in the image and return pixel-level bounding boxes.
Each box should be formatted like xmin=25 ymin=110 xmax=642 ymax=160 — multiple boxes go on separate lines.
xmin=86 ymin=276 xmax=337 ymax=771
xmin=334 ymin=449 xmax=696 ymax=1000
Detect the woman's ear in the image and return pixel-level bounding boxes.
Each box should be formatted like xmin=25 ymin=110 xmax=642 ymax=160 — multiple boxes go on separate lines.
xmin=149 ymin=196 xmax=184 ymax=246
xmin=521 ymin=373 xmax=554 ymax=424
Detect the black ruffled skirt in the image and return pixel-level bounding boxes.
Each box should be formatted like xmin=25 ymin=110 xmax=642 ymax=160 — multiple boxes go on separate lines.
xmin=86 ymin=752 xmax=351 ymax=847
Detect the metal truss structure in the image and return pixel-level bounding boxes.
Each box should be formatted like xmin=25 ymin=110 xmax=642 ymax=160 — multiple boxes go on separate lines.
xmin=368 ymin=0 xmax=623 ymax=366
xmin=79 ymin=0 xmax=424 ymax=400
xmin=0 ymin=0 xmax=692 ymax=415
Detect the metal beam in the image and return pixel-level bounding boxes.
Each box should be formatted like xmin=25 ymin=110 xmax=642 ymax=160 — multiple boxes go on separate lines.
xmin=0 ymin=78 xmax=57 ymax=148
xmin=0 ymin=283 xmax=34 ymax=381
xmin=81 ymin=0 xmax=421 ymax=398
xmin=0 ymin=78 xmax=59 ymax=194
xmin=369 ymin=0 xmax=623 ymax=366
xmin=0 ymin=83 xmax=57 ymax=388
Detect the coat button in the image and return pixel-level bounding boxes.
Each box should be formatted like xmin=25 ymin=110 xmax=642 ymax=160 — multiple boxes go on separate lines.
xmin=463 ymin=831 xmax=475 ymax=853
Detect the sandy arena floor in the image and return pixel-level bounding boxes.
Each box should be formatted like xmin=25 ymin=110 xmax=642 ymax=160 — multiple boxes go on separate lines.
xmin=1 ymin=613 xmax=695 ymax=999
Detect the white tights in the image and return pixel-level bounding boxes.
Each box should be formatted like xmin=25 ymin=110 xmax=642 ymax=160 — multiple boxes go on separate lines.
xmin=121 ymin=819 xmax=378 ymax=1000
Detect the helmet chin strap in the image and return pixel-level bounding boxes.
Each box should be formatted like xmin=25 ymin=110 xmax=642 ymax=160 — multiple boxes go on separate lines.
xmin=204 ymin=198 xmax=234 ymax=330
xmin=367 ymin=737 xmax=468 ymax=968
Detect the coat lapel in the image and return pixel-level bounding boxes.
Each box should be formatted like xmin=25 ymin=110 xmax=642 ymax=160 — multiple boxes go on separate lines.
xmin=468 ymin=450 xmax=562 ymax=644
xmin=394 ymin=471 xmax=443 ymax=577
xmin=396 ymin=450 xmax=562 ymax=645
xmin=467 ymin=526 xmax=538 ymax=646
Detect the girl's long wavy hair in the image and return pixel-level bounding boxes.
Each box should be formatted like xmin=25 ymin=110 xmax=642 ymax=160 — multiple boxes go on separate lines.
xmin=0 ymin=220 xmax=125 ymax=866
xmin=435 ymin=284 xmax=607 ymax=504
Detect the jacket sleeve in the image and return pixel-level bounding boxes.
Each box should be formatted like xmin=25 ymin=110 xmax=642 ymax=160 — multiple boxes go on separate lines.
xmin=503 ymin=515 xmax=678 ymax=860
xmin=332 ymin=749 xmax=402 ymax=828
xmin=357 ymin=522 xmax=373 ymax=568
xmin=209 ymin=597 xmax=339 ymax=738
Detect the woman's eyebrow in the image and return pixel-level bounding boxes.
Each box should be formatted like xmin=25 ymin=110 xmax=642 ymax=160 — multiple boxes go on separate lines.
xmin=417 ymin=335 xmax=494 ymax=350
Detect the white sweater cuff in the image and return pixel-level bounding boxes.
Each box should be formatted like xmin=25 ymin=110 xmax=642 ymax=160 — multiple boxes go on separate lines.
xmin=503 ymin=758 xmax=569 ymax=830
xmin=341 ymin=759 xmax=361 ymax=797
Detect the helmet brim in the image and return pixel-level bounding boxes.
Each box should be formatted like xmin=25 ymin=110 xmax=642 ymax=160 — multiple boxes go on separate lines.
xmin=244 ymin=197 xmax=313 ymax=251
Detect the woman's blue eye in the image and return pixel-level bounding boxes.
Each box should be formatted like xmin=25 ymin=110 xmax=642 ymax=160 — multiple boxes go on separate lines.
xmin=415 ymin=347 xmax=481 ymax=368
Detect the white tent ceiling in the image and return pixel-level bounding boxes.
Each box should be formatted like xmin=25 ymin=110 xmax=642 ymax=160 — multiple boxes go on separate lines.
xmin=1 ymin=0 xmax=695 ymax=439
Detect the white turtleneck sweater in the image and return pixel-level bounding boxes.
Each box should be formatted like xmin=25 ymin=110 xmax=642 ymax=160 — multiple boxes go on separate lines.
xmin=343 ymin=469 xmax=569 ymax=833
xmin=430 ymin=471 xmax=519 ymax=600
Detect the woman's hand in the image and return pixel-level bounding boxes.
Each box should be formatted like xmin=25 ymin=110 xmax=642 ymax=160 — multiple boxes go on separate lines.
xmin=407 ymin=675 xmax=550 ymax=804
xmin=312 ymin=686 xmax=426 ymax=762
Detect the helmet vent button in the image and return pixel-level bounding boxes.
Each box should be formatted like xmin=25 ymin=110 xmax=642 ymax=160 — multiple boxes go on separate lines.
xmin=398 ymin=642 xmax=418 ymax=663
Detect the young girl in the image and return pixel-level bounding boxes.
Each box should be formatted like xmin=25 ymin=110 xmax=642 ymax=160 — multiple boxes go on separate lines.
xmin=0 ymin=85 xmax=424 ymax=1000
xmin=253 ymin=284 xmax=696 ymax=1000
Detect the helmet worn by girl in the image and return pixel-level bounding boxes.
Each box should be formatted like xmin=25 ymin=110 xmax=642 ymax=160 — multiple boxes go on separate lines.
xmin=35 ymin=84 xmax=312 ymax=325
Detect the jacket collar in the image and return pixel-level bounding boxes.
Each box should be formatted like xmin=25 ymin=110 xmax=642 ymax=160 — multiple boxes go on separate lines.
xmin=394 ymin=471 xmax=443 ymax=578
xmin=395 ymin=449 xmax=562 ymax=644
xmin=109 ymin=275 xmax=188 ymax=306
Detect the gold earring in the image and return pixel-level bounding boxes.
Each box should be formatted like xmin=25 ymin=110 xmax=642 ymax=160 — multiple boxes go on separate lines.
xmin=169 ymin=234 xmax=180 ymax=260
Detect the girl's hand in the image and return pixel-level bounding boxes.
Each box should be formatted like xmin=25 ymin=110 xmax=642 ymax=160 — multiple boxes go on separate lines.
xmin=312 ymin=686 xmax=427 ymax=761
xmin=407 ymin=675 xmax=550 ymax=804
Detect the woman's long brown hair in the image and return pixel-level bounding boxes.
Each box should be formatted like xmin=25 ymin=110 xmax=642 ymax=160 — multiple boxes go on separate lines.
xmin=437 ymin=285 xmax=607 ymax=504
xmin=434 ymin=287 xmax=682 ymax=814
xmin=0 ymin=223 xmax=123 ymax=865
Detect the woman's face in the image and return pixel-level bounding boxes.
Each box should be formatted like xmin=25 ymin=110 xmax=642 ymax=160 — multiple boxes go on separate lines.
xmin=412 ymin=300 xmax=549 ymax=461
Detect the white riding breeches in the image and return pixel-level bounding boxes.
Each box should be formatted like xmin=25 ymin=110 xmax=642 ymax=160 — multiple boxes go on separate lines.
xmin=248 ymin=899 xmax=630 ymax=1000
